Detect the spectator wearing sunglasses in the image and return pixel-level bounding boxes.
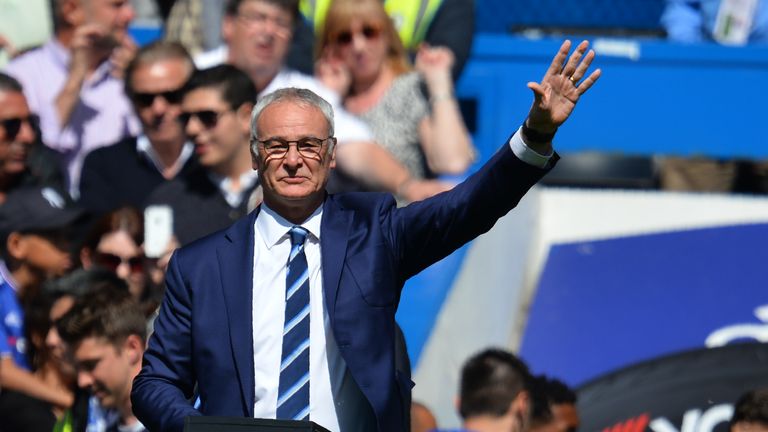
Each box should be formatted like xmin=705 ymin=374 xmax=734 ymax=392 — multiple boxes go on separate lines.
xmin=3 ymin=0 xmax=142 ymax=197
xmin=195 ymin=0 xmax=452 ymax=203
xmin=146 ymin=65 xmax=262 ymax=246
xmin=78 ymin=41 xmax=199 ymax=216
xmin=0 ymin=187 xmax=83 ymax=420
xmin=316 ymin=0 xmax=474 ymax=194
xmin=0 ymin=73 xmax=68 ymax=205
xmin=78 ymin=206 xmax=160 ymax=313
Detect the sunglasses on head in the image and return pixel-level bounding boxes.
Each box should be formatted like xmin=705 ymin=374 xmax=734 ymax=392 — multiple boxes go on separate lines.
xmin=334 ymin=24 xmax=382 ymax=45
xmin=95 ymin=252 xmax=144 ymax=274
xmin=178 ymin=110 xmax=228 ymax=129
xmin=0 ymin=115 xmax=38 ymax=141
xmin=132 ymin=88 xmax=185 ymax=108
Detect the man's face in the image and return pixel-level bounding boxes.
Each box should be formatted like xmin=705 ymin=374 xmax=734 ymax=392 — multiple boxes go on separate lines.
xmin=17 ymin=230 xmax=73 ymax=277
xmin=130 ymin=58 xmax=191 ymax=145
xmin=223 ymin=0 xmax=293 ymax=77
xmin=82 ymin=0 xmax=135 ymax=43
xmin=533 ymin=403 xmax=580 ymax=432
xmin=0 ymin=90 xmax=36 ymax=178
xmin=253 ymin=101 xmax=335 ymax=209
xmin=74 ymin=336 xmax=140 ymax=409
xmin=181 ymin=88 xmax=250 ymax=171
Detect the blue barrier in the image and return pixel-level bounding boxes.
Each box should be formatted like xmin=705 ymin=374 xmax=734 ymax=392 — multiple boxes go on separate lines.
xmin=456 ymin=34 xmax=768 ymax=160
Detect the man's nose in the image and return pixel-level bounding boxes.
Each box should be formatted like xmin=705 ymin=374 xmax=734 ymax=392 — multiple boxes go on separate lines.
xmin=78 ymin=371 xmax=94 ymax=389
xmin=282 ymin=143 xmax=303 ymax=166
xmin=16 ymin=119 xmax=36 ymax=144
xmin=151 ymin=95 xmax=169 ymax=116
xmin=46 ymin=327 xmax=61 ymax=349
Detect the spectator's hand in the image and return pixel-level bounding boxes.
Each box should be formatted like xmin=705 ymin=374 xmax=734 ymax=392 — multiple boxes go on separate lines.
xmin=110 ymin=34 xmax=137 ymax=79
xmin=0 ymin=33 xmax=17 ymax=58
xmin=415 ymin=44 xmax=454 ymax=95
xmin=399 ymin=178 xmax=454 ymax=203
xmin=526 ymin=40 xmax=601 ymax=134
xmin=148 ymin=235 xmax=180 ymax=286
xmin=316 ymin=52 xmax=351 ymax=97
xmin=70 ymin=24 xmax=110 ymax=74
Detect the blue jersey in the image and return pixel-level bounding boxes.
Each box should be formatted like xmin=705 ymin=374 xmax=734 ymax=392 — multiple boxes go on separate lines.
xmin=0 ymin=276 xmax=30 ymax=370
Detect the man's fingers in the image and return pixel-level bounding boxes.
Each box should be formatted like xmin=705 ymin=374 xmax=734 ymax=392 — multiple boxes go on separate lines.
xmin=570 ymin=49 xmax=595 ymax=83
xmin=576 ymin=69 xmax=602 ymax=95
xmin=544 ymin=40 xmax=571 ymax=78
xmin=562 ymin=40 xmax=589 ymax=79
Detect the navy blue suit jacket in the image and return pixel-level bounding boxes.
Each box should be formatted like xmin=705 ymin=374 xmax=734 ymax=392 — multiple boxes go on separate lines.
xmin=132 ymin=140 xmax=554 ymax=432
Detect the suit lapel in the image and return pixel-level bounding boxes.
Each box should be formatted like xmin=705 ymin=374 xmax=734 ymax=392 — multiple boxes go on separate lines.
xmin=321 ymin=196 xmax=352 ymax=319
xmin=217 ymin=209 xmax=260 ymax=417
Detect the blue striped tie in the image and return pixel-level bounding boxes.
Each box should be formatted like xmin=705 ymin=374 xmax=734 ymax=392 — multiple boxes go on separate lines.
xmin=276 ymin=226 xmax=310 ymax=420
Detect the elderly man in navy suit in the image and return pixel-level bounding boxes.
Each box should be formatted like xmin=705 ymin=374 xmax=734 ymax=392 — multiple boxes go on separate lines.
xmin=131 ymin=40 xmax=601 ymax=432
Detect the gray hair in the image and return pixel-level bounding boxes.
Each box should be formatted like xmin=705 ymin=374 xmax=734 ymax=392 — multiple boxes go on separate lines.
xmin=249 ymin=88 xmax=335 ymax=157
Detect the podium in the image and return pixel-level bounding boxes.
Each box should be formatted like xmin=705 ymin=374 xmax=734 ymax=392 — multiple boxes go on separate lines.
xmin=184 ymin=417 xmax=332 ymax=432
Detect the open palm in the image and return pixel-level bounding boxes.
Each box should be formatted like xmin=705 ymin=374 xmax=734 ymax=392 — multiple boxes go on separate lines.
xmin=527 ymin=40 xmax=601 ymax=133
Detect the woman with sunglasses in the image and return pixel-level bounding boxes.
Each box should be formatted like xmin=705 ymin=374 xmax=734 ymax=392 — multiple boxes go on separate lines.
xmin=78 ymin=207 xmax=160 ymax=315
xmin=317 ymin=0 xmax=474 ymax=193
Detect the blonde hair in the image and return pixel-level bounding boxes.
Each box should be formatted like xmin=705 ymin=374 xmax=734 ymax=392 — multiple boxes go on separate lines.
xmin=317 ymin=0 xmax=411 ymax=77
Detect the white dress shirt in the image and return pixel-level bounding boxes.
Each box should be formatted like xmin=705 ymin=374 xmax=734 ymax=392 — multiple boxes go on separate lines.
xmin=251 ymin=204 xmax=374 ymax=431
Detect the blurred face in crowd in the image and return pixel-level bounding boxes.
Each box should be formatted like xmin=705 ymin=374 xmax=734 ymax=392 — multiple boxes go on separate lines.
xmin=130 ymin=58 xmax=192 ymax=145
xmin=0 ymin=89 xmax=36 ymax=179
xmin=252 ymin=100 xmax=335 ymax=214
xmin=46 ymin=295 xmax=76 ymax=375
xmin=328 ymin=16 xmax=388 ymax=85
xmin=81 ymin=0 xmax=135 ymax=44
xmin=322 ymin=0 xmax=394 ymax=86
xmin=94 ymin=230 xmax=146 ymax=299
xmin=8 ymin=230 xmax=73 ymax=277
xmin=181 ymin=87 xmax=251 ymax=174
xmin=223 ymin=0 xmax=293 ymax=79
xmin=74 ymin=335 xmax=142 ymax=410
xmin=532 ymin=403 xmax=580 ymax=432
xmin=732 ymin=422 xmax=768 ymax=432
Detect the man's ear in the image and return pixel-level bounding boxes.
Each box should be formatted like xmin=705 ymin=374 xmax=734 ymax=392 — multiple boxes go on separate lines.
xmin=222 ymin=15 xmax=235 ymax=44
xmin=61 ymin=0 xmax=85 ymax=27
xmin=237 ymin=103 xmax=254 ymax=134
xmin=6 ymin=232 xmax=27 ymax=260
xmin=510 ymin=390 xmax=531 ymax=431
xmin=328 ymin=140 xmax=337 ymax=169
xmin=123 ymin=334 xmax=144 ymax=365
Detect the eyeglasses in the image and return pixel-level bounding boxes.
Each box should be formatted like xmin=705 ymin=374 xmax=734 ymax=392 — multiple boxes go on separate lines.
xmin=254 ymin=136 xmax=336 ymax=159
xmin=237 ymin=11 xmax=292 ymax=35
xmin=178 ymin=110 xmax=229 ymax=129
xmin=95 ymin=252 xmax=144 ymax=274
xmin=333 ymin=24 xmax=382 ymax=46
xmin=132 ymin=88 xmax=185 ymax=108
xmin=0 ymin=115 xmax=38 ymax=141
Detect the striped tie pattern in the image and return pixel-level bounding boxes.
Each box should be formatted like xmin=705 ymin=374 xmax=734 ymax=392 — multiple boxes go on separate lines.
xmin=276 ymin=226 xmax=310 ymax=420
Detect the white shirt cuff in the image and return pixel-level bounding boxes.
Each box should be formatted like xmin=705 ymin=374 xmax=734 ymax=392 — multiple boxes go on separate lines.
xmin=508 ymin=126 xmax=554 ymax=169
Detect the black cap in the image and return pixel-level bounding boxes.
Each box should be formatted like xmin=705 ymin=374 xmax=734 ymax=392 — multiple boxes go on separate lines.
xmin=0 ymin=187 xmax=84 ymax=237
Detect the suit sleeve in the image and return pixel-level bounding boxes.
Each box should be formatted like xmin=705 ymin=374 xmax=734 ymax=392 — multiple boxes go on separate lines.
xmin=132 ymin=251 xmax=201 ymax=432
xmin=384 ymin=131 xmax=554 ymax=280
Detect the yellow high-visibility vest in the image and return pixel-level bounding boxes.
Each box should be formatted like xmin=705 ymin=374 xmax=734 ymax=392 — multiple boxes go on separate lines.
xmin=300 ymin=0 xmax=445 ymax=49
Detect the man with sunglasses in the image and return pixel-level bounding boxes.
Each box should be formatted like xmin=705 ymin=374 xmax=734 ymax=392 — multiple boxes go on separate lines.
xmin=196 ymin=0 xmax=452 ymax=203
xmin=146 ymin=65 xmax=261 ymax=246
xmin=4 ymin=0 xmax=141 ymax=196
xmin=78 ymin=41 xmax=198 ymax=215
xmin=0 ymin=73 xmax=68 ymax=205
xmin=133 ymin=40 xmax=601 ymax=432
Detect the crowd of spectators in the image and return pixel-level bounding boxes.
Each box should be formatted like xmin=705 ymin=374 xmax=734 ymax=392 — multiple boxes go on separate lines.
xmin=0 ymin=0 xmax=766 ymax=430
